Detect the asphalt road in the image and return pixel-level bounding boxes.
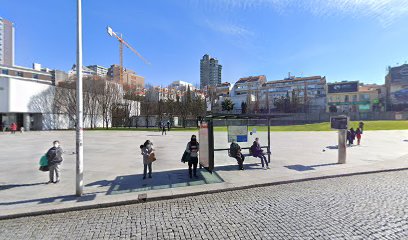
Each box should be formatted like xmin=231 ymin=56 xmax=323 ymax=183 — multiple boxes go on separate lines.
xmin=1 ymin=170 xmax=408 ymax=240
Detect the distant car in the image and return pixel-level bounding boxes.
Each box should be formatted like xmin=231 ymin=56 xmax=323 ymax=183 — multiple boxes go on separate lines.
xmin=393 ymin=88 xmax=408 ymax=101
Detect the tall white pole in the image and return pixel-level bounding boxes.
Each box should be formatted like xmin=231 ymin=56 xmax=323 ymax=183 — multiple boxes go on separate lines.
xmin=76 ymin=0 xmax=84 ymax=196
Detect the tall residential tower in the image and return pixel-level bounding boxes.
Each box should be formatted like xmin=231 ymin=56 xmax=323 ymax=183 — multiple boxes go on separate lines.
xmin=200 ymin=54 xmax=222 ymax=89
xmin=0 ymin=17 xmax=15 ymax=66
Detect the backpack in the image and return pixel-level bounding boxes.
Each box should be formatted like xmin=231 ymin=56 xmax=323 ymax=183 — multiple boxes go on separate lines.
xmin=46 ymin=148 xmax=57 ymax=162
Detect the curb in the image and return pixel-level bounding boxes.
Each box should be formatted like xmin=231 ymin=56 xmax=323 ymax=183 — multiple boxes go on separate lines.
xmin=1 ymin=167 xmax=408 ymax=220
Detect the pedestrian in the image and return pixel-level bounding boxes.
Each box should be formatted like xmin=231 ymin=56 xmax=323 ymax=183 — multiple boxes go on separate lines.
xmin=162 ymin=122 xmax=167 ymax=135
xmin=140 ymin=140 xmax=155 ymax=179
xmin=46 ymin=140 xmax=64 ymax=183
xmin=347 ymin=130 xmax=351 ymax=146
xmin=251 ymin=137 xmax=269 ymax=170
xmin=186 ymin=135 xmax=199 ymax=178
xmin=359 ymin=121 xmax=364 ymax=134
xmin=167 ymin=120 xmax=171 ymax=131
xmin=356 ymin=127 xmax=362 ymax=145
xmin=229 ymin=140 xmax=245 ymax=170
xmin=1 ymin=121 xmax=6 ymax=132
xmin=10 ymin=123 xmax=17 ymax=134
xmin=349 ymin=128 xmax=356 ymax=145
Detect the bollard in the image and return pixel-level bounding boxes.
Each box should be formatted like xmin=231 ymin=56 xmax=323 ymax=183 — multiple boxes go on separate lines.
xmin=338 ymin=129 xmax=347 ymax=164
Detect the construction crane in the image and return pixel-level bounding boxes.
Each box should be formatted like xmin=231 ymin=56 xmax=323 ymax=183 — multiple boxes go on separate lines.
xmin=107 ymin=26 xmax=149 ymax=85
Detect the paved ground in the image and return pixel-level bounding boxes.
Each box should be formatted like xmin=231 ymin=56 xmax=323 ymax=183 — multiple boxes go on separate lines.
xmin=1 ymin=170 xmax=408 ymax=239
xmin=0 ymin=130 xmax=407 ymax=217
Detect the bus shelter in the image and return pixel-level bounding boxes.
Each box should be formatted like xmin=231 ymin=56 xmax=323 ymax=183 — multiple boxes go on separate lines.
xmin=199 ymin=113 xmax=290 ymax=172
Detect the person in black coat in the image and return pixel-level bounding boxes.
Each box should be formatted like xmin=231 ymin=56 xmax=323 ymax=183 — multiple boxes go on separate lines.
xmin=349 ymin=128 xmax=356 ymax=145
xmin=46 ymin=140 xmax=64 ymax=183
xmin=229 ymin=140 xmax=245 ymax=170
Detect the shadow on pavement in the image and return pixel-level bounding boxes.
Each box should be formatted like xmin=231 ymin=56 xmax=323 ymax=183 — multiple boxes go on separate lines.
xmin=0 ymin=168 xmax=224 ymax=207
xmin=214 ymin=163 xmax=261 ymax=172
xmin=285 ymin=163 xmax=339 ymax=172
xmin=0 ymin=193 xmax=100 ymax=206
xmin=103 ymin=169 xmax=224 ymax=195
xmin=0 ymin=182 xmax=46 ymax=191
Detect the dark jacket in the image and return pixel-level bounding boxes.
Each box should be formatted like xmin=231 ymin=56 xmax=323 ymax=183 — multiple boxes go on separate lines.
xmin=229 ymin=142 xmax=241 ymax=157
xmin=251 ymin=141 xmax=263 ymax=157
xmin=46 ymin=147 xmax=64 ymax=165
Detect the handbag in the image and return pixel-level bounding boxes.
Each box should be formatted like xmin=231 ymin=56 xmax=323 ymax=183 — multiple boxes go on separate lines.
xmin=39 ymin=165 xmax=49 ymax=172
xmin=39 ymin=155 xmax=48 ymax=167
xmin=148 ymin=152 xmax=156 ymax=162
xmin=181 ymin=151 xmax=190 ymax=163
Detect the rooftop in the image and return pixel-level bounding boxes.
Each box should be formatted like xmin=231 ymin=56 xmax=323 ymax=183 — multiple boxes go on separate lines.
xmin=236 ymin=75 xmax=267 ymax=84
xmin=265 ymin=76 xmax=325 ymax=85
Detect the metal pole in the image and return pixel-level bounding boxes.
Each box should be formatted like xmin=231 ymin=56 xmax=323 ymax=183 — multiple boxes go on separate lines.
xmin=267 ymin=117 xmax=271 ymax=163
xmin=76 ymin=0 xmax=84 ymax=196
xmin=338 ymin=129 xmax=346 ymax=164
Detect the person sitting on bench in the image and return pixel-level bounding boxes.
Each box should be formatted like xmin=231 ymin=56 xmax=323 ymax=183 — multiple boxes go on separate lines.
xmin=229 ymin=140 xmax=245 ymax=170
xmin=251 ymin=137 xmax=269 ymax=170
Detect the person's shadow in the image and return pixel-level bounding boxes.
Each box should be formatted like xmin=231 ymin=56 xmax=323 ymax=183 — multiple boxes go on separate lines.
xmin=0 ymin=182 xmax=46 ymax=191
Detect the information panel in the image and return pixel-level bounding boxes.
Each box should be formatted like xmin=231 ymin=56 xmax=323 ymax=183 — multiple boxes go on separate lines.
xmin=228 ymin=125 xmax=248 ymax=142
xmin=199 ymin=122 xmax=209 ymax=168
xmin=330 ymin=116 xmax=349 ymax=130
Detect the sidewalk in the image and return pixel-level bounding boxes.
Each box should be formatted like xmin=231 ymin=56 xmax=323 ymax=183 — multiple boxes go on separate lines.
xmin=1 ymin=130 xmax=407 ymax=219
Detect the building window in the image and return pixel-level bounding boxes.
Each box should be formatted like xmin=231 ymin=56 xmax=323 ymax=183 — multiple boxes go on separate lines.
xmin=17 ymin=71 xmax=24 ymax=77
xmin=33 ymin=74 xmax=39 ymax=79
xmin=352 ymin=95 xmax=357 ymax=102
xmin=344 ymin=95 xmax=349 ymax=102
xmin=1 ymin=69 xmax=8 ymax=75
xmin=360 ymin=94 xmax=370 ymax=101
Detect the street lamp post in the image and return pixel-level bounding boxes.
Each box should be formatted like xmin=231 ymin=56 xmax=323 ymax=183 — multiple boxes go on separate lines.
xmin=76 ymin=0 xmax=84 ymax=196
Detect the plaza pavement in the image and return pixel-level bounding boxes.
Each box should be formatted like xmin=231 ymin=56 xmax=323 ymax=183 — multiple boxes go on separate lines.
xmin=0 ymin=129 xmax=407 ymax=219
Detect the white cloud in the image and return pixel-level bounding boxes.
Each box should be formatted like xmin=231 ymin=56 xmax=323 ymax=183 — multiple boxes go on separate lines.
xmin=200 ymin=0 xmax=408 ymax=27
xmin=205 ymin=20 xmax=254 ymax=37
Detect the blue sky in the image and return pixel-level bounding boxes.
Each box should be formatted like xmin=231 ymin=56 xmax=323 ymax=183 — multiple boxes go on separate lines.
xmin=2 ymin=0 xmax=408 ymax=86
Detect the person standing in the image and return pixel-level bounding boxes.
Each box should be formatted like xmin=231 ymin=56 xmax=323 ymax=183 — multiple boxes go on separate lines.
xmin=140 ymin=140 xmax=155 ymax=179
xmin=230 ymin=140 xmax=245 ymax=170
xmin=46 ymin=141 xmax=64 ymax=183
xmin=251 ymin=138 xmax=269 ymax=170
xmin=356 ymin=128 xmax=362 ymax=145
xmin=349 ymin=128 xmax=356 ymax=145
xmin=167 ymin=120 xmax=171 ymax=131
xmin=186 ymin=135 xmax=199 ymax=178
xmin=359 ymin=121 xmax=364 ymax=134
xmin=10 ymin=123 xmax=17 ymax=134
xmin=162 ymin=122 xmax=167 ymax=135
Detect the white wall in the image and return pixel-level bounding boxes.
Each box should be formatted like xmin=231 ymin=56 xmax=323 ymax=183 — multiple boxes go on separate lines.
xmin=7 ymin=77 xmax=53 ymax=113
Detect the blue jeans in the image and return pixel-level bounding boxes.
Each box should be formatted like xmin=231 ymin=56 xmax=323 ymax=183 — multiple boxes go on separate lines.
xmin=258 ymin=155 xmax=268 ymax=167
xmin=143 ymin=163 xmax=152 ymax=177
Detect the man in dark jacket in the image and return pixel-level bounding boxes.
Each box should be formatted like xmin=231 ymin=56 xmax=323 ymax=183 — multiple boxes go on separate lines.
xmin=230 ymin=140 xmax=245 ymax=170
xmin=46 ymin=140 xmax=64 ymax=183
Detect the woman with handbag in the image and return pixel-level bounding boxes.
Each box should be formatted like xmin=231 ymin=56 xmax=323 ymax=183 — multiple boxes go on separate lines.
xmin=140 ymin=140 xmax=155 ymax=179
xmin=185 ymin=135 xmax=199 ymax=178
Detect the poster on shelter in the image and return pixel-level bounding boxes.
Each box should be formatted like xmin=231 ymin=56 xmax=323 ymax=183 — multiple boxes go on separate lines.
xmin=228 ymin=126 xmax=248 ymax=142
xmin=199 ymin=122 xmax=209 ymax=168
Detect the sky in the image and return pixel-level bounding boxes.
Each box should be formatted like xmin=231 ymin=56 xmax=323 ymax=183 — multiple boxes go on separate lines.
xmin=2 ymin=0 xmax=408 ymax=86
